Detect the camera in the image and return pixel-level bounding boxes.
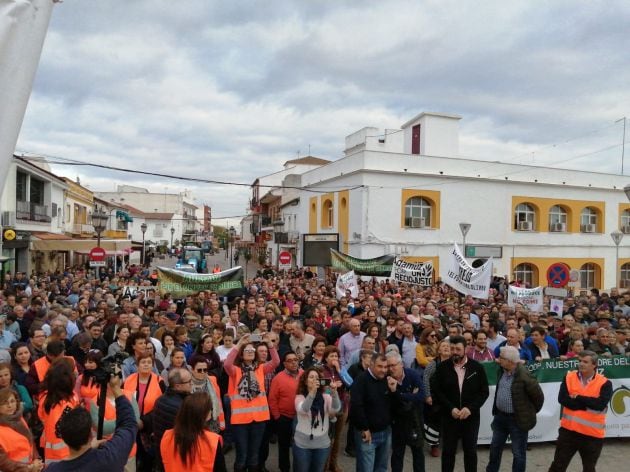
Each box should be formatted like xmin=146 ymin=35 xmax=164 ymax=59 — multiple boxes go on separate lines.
xmin=250 ymin=334 xmax=263 ymax=343
xmin=84 ymin=351 xmax=129 ymax=385
xmin=319 ymin=378 xmax=331 ymax=387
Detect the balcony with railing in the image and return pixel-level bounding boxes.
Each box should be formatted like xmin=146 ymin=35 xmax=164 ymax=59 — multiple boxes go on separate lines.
xmin=16 ymin=200 xmax=51 ymax=223
xmin=71 ymin=223 xmax=95 ymax=235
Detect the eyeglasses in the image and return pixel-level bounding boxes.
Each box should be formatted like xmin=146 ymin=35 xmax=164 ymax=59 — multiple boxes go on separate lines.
xmin=195 ymin=368 xmax=208 ymax=373
xmin=243 ymin=349 xmax=256 ymax=353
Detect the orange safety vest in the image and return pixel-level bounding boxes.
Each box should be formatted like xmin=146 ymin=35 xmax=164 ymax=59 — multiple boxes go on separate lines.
xmin=160 ymin=428 xmax=222 ymax=472
xmin=0 ymin=420 xmax=35 ymax=464
xmin=93 ymin=391 xmax=138 ymax=458
xmin=208 ymin=375 xmax=226 ymax=430
xmin=34 ymin=356 xmax=77 ymax=399
xmin=124 ymin=372 xmax=163 ymax=415
xmin=78 ymin=376 xmax=101 ymax=404
xmin=228 ymin=365 xmax=270 ymax=424
xmin=560 ymin=371 xmax=608 ymax=439
xmin=38 ymin=394 xmax=79 ymax=464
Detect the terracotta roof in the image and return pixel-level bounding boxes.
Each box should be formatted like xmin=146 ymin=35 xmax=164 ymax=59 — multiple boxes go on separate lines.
xmin=31 ymin=232 xmax=73 ymax=240
xmin=283 ymin=155 xmax=331 ymax=166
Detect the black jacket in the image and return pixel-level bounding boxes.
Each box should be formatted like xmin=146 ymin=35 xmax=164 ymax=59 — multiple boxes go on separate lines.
xmin=350 ymin=369 xmax=400 ymax=433
xmin=431 ymin=358 xmax=489 ymax=418
xmin=152 ymin=389 xmax=189 ymax=450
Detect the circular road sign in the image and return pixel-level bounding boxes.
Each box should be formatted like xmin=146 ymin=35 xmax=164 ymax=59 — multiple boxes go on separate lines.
xmin=569 ymin=269 xmax=580 ymax=282
xmin=89 ymin=247 xmax=106 ymax=262
xmin=547 ymin=262 xmax=570 ymax=288
xmin=279 ymin=251 xmax=292 ymax=265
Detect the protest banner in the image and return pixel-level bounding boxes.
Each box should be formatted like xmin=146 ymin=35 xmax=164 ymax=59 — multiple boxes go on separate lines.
xmin=390 ymin=258 xmax=433 ymax=286
xmin=335 ymin=270 xmax=359 ymax=299
xmin=158 ymin=266 xmax=244 ymax=298
xmin=330 ymin=249 xmax=394 ymax=276
xmin=478 ymin=356 xmax=630 ymax=444
xmin=121 ymin=285 xmax=157 ymax=299
xmin=507 ymin=285 xmax=544 ymax=312
xmin=443 ymin=244 xmax=492 ymax=298
xmin=550 ymin=298 xmax=564 ymax=316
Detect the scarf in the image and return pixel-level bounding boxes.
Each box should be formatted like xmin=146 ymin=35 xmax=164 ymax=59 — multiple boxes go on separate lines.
xmin=237 ymin=363 xmax=261 ymax=401
xmin=0 ymin=402 xmax=32 ymax=444
xmin=191 ymin=377 xmax=221 ymax=422
xmin=309 ymin=390 xmax=325 ymax=440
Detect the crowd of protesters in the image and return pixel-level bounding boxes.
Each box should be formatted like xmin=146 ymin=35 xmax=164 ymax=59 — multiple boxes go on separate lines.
xmin=0 ymin=263 xmax=626 ymax=472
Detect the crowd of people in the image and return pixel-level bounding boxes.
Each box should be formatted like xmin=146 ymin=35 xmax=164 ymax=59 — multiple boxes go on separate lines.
xmin=0 ymin=263 xmax=625 ymax=472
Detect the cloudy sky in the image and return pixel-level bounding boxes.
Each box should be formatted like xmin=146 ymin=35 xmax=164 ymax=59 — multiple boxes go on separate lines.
xmin=15 ymin=0 xmax=630 ymax=224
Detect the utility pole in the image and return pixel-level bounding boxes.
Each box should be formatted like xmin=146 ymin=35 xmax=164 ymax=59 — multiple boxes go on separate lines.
xmin=617 ymin=117 xmax=627 ymax=175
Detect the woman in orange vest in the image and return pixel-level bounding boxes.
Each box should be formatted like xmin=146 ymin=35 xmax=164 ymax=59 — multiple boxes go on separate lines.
xmin=0 ymin=387 xmax=43 ymax=471
xmin=74 ymin=350 xmax=102 ymax=405
xmin=160 ymin=392 xmax=226 ymax=472
xmin=189 ymin=355 xmax=225 ymax=432
xmin=38 ymin=359 xmax=79 ymax=466
xmin=224 ymin=333 xmax=280 ymax=472
xmin=88 ymin=382 xmax=140 ymax=472
xmin=123 ymin=352 xmax=165 ymax=472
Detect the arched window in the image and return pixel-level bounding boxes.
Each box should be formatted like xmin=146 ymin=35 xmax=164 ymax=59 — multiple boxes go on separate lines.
xmin=404 ymin=197 xmax=431 ymax=228
xmin=322 ymin=199 xmax=333 ymax=228
xmin=549 ymin=205 xmax=568 ymax=231
xmin=580 ymin=263 xmax=597 ymax=289
xmin=621 ymin=263 xmax=630 ymax=288
xmin=514 ymin=263 xmax=537 ymax=287
xmin=622 ymin=209 xmax=630 ymax=231
xmin=514 ymin=203 xmax=535 ymax=231
xmin=580 ymin=207 xmax=598 ymax=232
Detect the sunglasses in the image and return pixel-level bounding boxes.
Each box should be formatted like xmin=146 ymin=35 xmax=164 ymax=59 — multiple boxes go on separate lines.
xmin=195 ymin=368 xmax=208 ymax=373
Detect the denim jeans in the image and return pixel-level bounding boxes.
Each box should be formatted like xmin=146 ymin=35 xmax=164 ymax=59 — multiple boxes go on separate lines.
xmin=232 ymin=421 xmax=266 ymax=467
xmin=354 ymin=427 xmax=391 ymax=472
xmin=292 ymin=445 xmax=330 ymax=472
xmin=486 ymin=412 xmax=528 ymax=472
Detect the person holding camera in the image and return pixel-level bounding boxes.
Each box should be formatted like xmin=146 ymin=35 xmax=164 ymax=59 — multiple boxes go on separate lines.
xmin=45 ymin=371 xmax=138 ymax=471
xmin=224 ymin=333 xmax=280 ymax=472
xmin=292 ymin=367 xmax=341 ymax=472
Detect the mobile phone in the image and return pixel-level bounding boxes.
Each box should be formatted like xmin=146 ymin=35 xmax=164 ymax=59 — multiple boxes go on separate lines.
xmin=250 ymin=333 xmax=263 ymax=342
xmin=319 ymin=378 xmax=331 ymax=387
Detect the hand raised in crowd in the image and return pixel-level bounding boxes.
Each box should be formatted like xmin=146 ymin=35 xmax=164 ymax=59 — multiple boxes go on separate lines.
xmin=387 ymin=375 xmax=398 ymax=392
xmin=329 ymin=379 xmax=343 ymax=391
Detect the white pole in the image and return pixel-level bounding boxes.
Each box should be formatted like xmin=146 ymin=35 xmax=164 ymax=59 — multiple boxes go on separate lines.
xmin=0 ymin=0 xmax=57 ymax=197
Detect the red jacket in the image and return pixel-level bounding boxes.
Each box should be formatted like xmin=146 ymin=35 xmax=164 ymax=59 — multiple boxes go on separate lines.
xmin=268 ymin=369 xmax=302 ymax=419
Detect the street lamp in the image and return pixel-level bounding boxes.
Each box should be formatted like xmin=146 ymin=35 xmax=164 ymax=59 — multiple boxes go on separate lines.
xmin=611 ymin=230 xmax=624 ymax=289
xmin=229 ymin=226 xmax=236 ymax=268
xmin=91 ymin=207 xmax=108 ymax=277
xmin=273 ymin=219 xmax=285 ymax=269
xmin=170 ymin=226 xmax=175 ymax=251
xmin=459 ymin=222 xmax=471 ymax=256
xmin=140 ymin=222 xmax=147 ymax=266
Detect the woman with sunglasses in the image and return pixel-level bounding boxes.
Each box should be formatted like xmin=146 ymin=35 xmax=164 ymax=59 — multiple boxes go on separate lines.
xmin=415 ymin=327 xmax=440 ymax=368
xmin=189 ymin=355 xmax=224 ymax=433
xmin=194 ymin=333 xmax=222 ymax=377
xmin=224 ymin=333 xmax=279 ymax=472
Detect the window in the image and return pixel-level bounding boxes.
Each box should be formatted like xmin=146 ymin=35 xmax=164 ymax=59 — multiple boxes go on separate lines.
xmin=30 ymin=178 xmax=44 ymax=205
xmin=514 ymin=263 xmax=536 ymax=287
xmin=404 ymin=197 xmax=431 ymax=228
xmin=622 ymin=209 xmax=630 ymax=228
xmin=621 ymin=263 xmax=630 ymax=288
xmin=16 ymin=171 xmax=27 ymax=201
xmin=514 ymin=203 xmax=535 ymax=230
xmin=580 ymin=207 xmax=598 ymax=232
xmin=322 ymin=200 xmax=333 ymax=228
xmin=66 ymin=204 xmax=71 ymax=222
xmin=549 ymin=205 xmax=567 ymax=225
xmin=579 ymin=263 xmax=596 ymax=289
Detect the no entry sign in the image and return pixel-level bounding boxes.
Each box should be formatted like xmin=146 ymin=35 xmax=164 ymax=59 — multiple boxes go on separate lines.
xmin=89 ymin=247 xmax=106 ymax=261
xmin=279 ymin=251 xmax=292 ymax=269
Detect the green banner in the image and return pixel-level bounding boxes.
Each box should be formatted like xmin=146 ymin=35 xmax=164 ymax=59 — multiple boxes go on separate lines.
xmin=330 ymin=249 xmax=395 ymax=276
xmin=158 ymin=266 xmax=244 ymax=298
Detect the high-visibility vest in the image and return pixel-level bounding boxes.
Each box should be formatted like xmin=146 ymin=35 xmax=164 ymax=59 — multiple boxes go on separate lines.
xmin=0 ymin=420 xmax=35 ymax=464
xmin=560 ymin=371 xmax=608 ymax=439
xmin=160 ymin=428 xmax=222 ymax=472
xmin=124 ymin=372 xmax=163 ymax=415
xmin=92 ymin=391 xmax=138 ymax=458
xmin=208 ymin=375 xmax=226 ymax=430
xmin=38 ymin=394 xmax=79 ymax=464
xmin=228 ymin=365 xmax=270 ymax=424
xmin=33 ymin=356 xmax=77 ymax=398
xmin=78 ymin=375 xmax=100 ymax=404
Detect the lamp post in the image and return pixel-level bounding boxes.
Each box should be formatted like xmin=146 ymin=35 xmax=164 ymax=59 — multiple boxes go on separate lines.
xmin=611 ymin=230 xmax=624 ymax=290
xmin=459 ymin=222 xmax=471 ymax=256
xmin=170 ymin=226 xmax=175 ymax=252
xmin=91 ymin=207 xmax=108 ymax=277
xmin=140 ymin=222 xmax=147 ymax=266
xmin=272 ymin=219 xmax=285 ymax=269
xmin=229 ymin=226 xmax=236 ymax=268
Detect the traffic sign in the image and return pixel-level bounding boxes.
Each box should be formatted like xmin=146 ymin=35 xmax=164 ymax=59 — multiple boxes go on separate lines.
xmin=279 ymin=251 xmax=292 ymax=269
xmin=89 ymin=260 xmax=106 ymax=267
xmin=547 ymin=262 xmax=570 ymax=288
xmin=89 ymin=247 xmax=106 ymax=262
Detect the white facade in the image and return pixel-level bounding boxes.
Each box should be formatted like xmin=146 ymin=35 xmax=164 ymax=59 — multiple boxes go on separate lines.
xmin=292 ymin=112 xmax=630 ymax=291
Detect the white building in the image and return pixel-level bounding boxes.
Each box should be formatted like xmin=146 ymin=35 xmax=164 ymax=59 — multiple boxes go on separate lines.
xmin=1 ymin=156 xmax=67 ymax=273
xmin=293 ymin=111 xmax=630 ymax=291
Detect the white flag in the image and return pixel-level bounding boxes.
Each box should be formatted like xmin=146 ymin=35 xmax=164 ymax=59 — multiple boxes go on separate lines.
xmin=444 ymin=244 xmax=492 ymax=299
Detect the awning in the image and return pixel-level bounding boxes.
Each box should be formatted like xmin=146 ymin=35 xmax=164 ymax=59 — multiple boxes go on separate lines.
xmin=31 ymin=237 xmax=132 ymax=252
xmin=31 ymin=232 xmax=73 ymax=240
